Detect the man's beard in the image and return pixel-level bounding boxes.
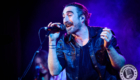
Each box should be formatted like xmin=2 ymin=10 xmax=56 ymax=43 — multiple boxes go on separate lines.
xmin=65 ymin=22 xmax=81 ymax=34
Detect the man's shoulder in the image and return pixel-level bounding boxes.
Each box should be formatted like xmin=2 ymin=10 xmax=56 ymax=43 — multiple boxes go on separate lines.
xmin=89 ymin=26 xmax=103 ymax=29
xmin=88 ymin=26 xmax=104 ymax=37
xmin=89 ymin=26 xmax=104 ymax=32
xmin=89 ymin=26 xmax=115 ymax=35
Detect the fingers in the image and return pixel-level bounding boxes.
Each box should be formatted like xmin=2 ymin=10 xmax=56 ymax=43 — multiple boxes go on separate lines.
xmin=101 ymin=31 xmax=109 ymax=36
xmin=100 ymin=28 xmax=110 ymax=39
xmin=101 ymin=36 xmax=109 ymax=42
xmin=48 ymin=22 xmax=61 ymax=28
xmin=103 ymin=27 xmax=111 ymax=33
xmin=48 ymin=22 xmax=52 ymax=27
xmin=51 ymin=23 xmax=61 ymax=26
xmin=100 ymin=32 xmax=109 ymax=42
xmin=100 ymin=27 xmax=112 ymax=42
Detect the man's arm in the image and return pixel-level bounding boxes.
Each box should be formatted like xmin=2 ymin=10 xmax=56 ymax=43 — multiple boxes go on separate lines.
xmin=106 ymin=46 xmax=125 ymax=70
xmin=100 ymin=27 xmax=125 ymax=70
xmin=47 ymin=22 xmax=63 ymax=76
xmin=48 ymin=40 xmax=63 ymax=76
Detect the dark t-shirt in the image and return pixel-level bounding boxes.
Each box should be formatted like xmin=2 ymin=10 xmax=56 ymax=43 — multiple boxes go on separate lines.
xmin=78 ymin=41 xmax=99 ymax=80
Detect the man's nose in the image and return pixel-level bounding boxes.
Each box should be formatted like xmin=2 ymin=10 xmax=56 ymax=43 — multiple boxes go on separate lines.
xmin=63 ymin=16 xmax=69 ymax=23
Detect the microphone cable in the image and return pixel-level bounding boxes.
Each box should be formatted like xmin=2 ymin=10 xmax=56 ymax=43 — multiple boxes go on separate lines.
xmin=38 ymin=27 xmax=47 ymax=44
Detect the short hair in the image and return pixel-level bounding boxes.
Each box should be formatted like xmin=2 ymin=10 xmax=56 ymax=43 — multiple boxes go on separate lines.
xmin=64 ymin=2 xmax=91 ymax=26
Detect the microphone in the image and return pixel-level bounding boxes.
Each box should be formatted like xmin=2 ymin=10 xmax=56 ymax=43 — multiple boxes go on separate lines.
xmin=34 ymin=66 xmax=40 ymax=80
xmin=44 ymin=24 xmax=66 ymax=37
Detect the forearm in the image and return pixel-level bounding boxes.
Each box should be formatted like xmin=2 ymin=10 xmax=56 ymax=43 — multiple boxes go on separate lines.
xmin=107 ymin=46 xmax=125 ymax=70
xmin=48 ymin=40 xmax=62 ymax=76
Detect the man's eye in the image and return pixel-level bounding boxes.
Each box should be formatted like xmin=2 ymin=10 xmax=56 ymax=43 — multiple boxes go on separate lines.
xmin=68 ymin=15 xmax=72 ymax=16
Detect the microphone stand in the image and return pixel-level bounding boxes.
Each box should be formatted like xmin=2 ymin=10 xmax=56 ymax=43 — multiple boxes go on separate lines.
xmin=18 ymin=30 xmax=50 ymax=80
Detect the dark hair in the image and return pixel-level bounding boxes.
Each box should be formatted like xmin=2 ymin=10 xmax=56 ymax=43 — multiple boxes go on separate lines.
xmin=34 ymin=50 xmax=51 ymax=79
xmin=65 ymin=2 xmax=91 ymax=26
xmin=35 ymin=50 xmax=48 ymax=69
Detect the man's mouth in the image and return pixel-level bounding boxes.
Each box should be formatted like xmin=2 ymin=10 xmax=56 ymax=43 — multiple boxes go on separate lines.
xmin=65 ymin=24 xmax=72 ymax=28
xmin=65 ymin=22 xmax=73 ymax=28
xmin=66 ymin=26 xmax=71 ymax=31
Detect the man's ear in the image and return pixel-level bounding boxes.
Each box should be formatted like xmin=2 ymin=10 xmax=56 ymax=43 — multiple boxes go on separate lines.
xmin=80 ymin=15 xmax=85 ymax=23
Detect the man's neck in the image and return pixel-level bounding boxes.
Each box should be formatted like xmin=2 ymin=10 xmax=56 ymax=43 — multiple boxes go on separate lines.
xmin=72 ymin=24 xmax=89 ymax=46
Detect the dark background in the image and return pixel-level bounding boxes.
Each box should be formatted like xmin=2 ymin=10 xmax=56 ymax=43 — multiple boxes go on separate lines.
xmin=1 ymin=0 xmax=140 ymax=80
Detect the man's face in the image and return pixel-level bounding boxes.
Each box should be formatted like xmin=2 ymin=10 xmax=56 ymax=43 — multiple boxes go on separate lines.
xmin=35 ymin=57 xmax=48 ymax=74
xmin=63 ymin=6 xmax=82 ymax=34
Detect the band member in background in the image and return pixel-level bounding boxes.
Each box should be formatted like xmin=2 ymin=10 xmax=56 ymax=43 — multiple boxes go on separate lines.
xmin=48 ymin=2 xmax=125 ymax=80
xmin=34 ymin=50 xmax=66 ymax=80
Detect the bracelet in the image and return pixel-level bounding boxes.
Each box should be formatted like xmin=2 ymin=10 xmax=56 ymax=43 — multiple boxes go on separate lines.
xmin=49 ymin=45 xmax=56 ymax=49
xmin=49 ymin=47 xmax=56 ymax=49
xmin=49 ymin=45 xmax=56 ymax=46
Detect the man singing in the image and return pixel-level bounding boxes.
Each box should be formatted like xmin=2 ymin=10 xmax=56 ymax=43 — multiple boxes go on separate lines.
xmin=48 ymin=2 xmax=125 ymax=80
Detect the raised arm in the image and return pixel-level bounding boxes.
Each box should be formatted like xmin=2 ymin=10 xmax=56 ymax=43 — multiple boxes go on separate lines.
xmin=47 ymin=22 xmax=63 ymax=76
xmin=100 ymin=27 xmax=125 ymax=70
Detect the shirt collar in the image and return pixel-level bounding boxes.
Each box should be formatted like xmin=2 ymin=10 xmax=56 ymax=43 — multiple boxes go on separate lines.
xmin=64 ymin=26 xmax=98 ymax=43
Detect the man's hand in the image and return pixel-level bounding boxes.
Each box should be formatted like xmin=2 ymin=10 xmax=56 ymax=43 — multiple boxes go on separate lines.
xmin=100 ymin=27 xmax=113 ymax=49
xmin=100 ymin=27 xmax=125 ymax=69
xmin=48 ymin=22 xmax=61 ymax=41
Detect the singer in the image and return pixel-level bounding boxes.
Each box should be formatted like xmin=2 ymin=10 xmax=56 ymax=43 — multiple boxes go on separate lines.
xmin=48 ymin=2 xmax=125 ymax=80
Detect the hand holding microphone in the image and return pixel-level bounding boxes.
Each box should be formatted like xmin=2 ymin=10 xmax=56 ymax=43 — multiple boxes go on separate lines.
xmin=47 ymin=22 xmax=65 ymax=41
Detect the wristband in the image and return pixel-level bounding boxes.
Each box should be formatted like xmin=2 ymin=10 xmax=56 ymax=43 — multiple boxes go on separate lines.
xmin=49 ymin=45 xmax=56 ymax=49
xmin=49 ymin=45 xmax=56 ymax=46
